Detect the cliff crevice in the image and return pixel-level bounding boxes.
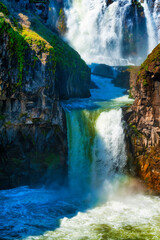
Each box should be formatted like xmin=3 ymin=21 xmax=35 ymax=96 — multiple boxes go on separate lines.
xmin=124 ymin=44 xmax=160 ymax=194
xmin=0 ymin=1 xmax=91 ymax=189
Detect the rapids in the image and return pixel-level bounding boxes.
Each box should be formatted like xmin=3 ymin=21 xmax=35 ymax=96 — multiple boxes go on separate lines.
xmin=0 ymin=73 xmax=160 ymax=240
xmin=1 ymin=1 xmax=160 ymax=238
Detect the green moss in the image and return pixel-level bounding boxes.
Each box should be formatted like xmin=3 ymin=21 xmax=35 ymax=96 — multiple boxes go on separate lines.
xmin=0 ymin=17 xmax=53 ymax=87
xmin=0 ymin=2 xmax=89 ymax=92
xmin=0 ymin=18 xmax=28 ymax=87
xmin=5 ymin=121 xmax=12 ymax=126
xmin=123 ymin=65 xmax=140 ymax=74
xmin=11 ymin=157 xmax=21 ymax=165
xmin=129 ymin=123 xmax=141 ymax=137
xmin=129 ymin=87 xmax=133 ymax=99
xmin=22 ymin=28 xmax=48 ymax=53
xmin=44 ymin=153 xmax=60 ymax=166
xmin=57 ymin=8 xmax=67 ymax=35
xmin=0 ymin=2 xmax=9 ymax=16
xmin=11 ymin=17 xmax=22 ymax=32
xmin=30 ymin=16 xmax=88 ymax=73
xmin=54 ymin=125 xmax=61 ymax=134
xmin=137 ymin=44 xmax=160 ymax=85
xmin=31 ymin=152 xmax=60 ymax=168
xmin=143 ymin=79 xmax=148 ymax=86
xmin=19 ymin=112 xmax=28 ymax=118
xmin=31 ymin=118 xmax=41 ymax=124
xmin=0 ymin=114 xmax=5 ymax=120
xmin=32 ymin=55 xmax=39 ymax=67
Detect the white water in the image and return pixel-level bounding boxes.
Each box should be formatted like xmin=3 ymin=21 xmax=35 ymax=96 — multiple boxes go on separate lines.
xmin=64 ymin=0 xmax=132 ymax=65
xmin=0 ymin=73 xmax=160 ymax=239
xmin=25 ymin=189 xmax=160 ymax=240
xmin=141 ymin=0 xmax=158 ymax=54
xmin=66 ymin=107 xmax=127 ymax=197
xmin=0 ymin=1 xmax=160 ymax=239
xmin=92 ymin=109 xmax=126 ymax=190
xmin=153 ymin=0 xmax=160 ymax=42
xmin=64 ymin=0 xmax=160 ymax=65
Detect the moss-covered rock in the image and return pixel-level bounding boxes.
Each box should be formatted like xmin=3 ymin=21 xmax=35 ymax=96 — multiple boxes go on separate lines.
xmin=0 ymin=2 xmax=8 ymax=16
xmin=124 ymin=44 xmax=160 ymax=194
xmin=0 ymin=7 xmax=91 ymax=99
xmin=137 ymin=43 xmax=160 ymax=85
xmin=0 ymin=1 xmax=90 ymax=189
xmin=56 ymin=8 xmax=67 ymax=35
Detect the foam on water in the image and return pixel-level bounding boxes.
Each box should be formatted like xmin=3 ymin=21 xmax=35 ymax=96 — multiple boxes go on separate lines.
xmin=24 ymin=179 xmax=160 ymax=240
xmin=0 ymin=73 xmax=159 ymax=240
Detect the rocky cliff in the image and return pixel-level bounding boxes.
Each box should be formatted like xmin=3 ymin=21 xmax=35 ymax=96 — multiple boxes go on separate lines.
xmin=124 ymin=44 xmax=160 ymax=194
xmin=0 ymin=1 xmax=91 ymax=189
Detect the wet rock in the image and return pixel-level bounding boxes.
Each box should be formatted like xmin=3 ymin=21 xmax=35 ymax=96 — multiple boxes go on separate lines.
xmin=124 ymin=44 xmax=160 ymax=194
xmin=92 ymin=64 xmax=115 ymax=78
xmin=0 ymin=4 xmax=91 ymax=189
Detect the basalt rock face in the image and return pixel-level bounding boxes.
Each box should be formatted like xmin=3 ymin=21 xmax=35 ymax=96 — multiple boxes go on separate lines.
xmin=92 ymin=64 xmax=139 ymax=91
xmin=124 ymin=44 xmax=160 ymax=194
xmin=6 ymin=0 xmax=50 ymax=22
xmin=92 ymin=64 xmax=115 ymax=79
xmin=0 ymin=3 xmax=91 ymax=189
xmin=112 ymin=66 xmax=140 ymax=91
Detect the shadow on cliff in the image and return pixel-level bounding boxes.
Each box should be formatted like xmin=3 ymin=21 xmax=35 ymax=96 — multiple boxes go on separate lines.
xmin=0 ymin=7 xmax=128 ymax=239
xmin=0 ymin=107 xmax=122 ymax=240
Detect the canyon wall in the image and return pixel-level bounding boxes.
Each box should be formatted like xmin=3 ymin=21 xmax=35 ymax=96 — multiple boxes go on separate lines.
xmin=124 ymin=44 xmax=160 ymax=193
xmin=0 ymin=1 xmax=90 ymax=189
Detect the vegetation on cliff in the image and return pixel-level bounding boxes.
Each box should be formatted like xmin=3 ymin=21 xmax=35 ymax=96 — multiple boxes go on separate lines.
xmin=0 ymin=0 xmax=90 ymax=189
xmin=125 ymin=43 xmax=160 ymax=194
xmin=0 ymin=1 xmax=90 ymax=98
xmin=137 ymin=43 xmax=160 ymax=86
xmin=0 ymin=2 xmax=8 ymax=15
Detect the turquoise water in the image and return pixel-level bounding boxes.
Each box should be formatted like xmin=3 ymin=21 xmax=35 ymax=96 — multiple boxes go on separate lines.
xmin=0 ymin=75 xmax=159 ymax=240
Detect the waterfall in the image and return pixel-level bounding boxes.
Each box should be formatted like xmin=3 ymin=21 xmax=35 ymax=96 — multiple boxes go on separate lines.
xmin=142 ymin=0 xmax=158 ymax=54
xmin=63 ymin=0 xmax=160 ymax=65
xmin=66 ymin=110 xmax=97 ymax=193
xmin=135 ymin=6 xmax=139 ymax=53
xmin=66 ymin=107 xmax=127 ymax=195
xmin=153 ymin=0 xmax=160 ymax=42
xmin=92 ymin=109 xmax=126 ymax=190
xmin=64 ymin=0 xmax=133 ymax=65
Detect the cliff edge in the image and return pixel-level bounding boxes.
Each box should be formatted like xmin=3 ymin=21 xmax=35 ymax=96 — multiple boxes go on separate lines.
xmin=124 ymin=44 xmax=160 ymax=194
xmin=0 ymin=1 xmax=91 ymax=189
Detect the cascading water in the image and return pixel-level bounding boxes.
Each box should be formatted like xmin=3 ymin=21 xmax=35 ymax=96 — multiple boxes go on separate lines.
xmin=142 ymin=0 xmax=158 ymax=54
xmin=64 ymin=0 xmax=133 ymax=65
xmin=66 ymin=107 xmax=127 ymax=195
xmin=1 ymin=1 xmax=160 ymax=238
xmin=1 ymin=73 xmax=160 ymax=239
xmin=153 ymin=0 xmax=160 ymax=42
xmin=66 ymin=110 xmax=94 ymax=193
xmin=92 ymin=109 xmax=126 ymax=190
xmin=64 ymin=0 xmax=158 ymax=65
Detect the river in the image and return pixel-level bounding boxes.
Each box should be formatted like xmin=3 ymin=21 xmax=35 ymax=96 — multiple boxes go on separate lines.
xmin=0 ymin=72 xmax=160 ymax=240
